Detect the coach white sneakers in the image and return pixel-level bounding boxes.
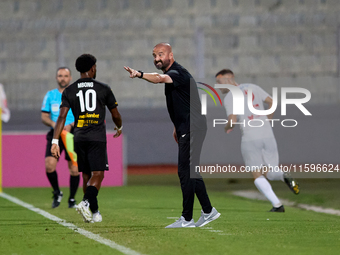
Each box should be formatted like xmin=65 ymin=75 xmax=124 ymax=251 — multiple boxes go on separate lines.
xmin=195 ymin=207 xmax=221 ymax=227
xmin=76 ymin=200 xmax=92 ymax=223
xmin=165 ymin=216 xmax=196 ymax=228
xmin=165 ymin=208 xmax=221 ymax=228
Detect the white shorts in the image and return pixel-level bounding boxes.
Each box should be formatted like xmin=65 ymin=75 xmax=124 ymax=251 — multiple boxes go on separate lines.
xmin=241 ymin=137 xmax=278 ymax=170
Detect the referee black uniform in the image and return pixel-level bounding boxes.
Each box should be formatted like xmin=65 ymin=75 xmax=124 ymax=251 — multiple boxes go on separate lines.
xmin=165 ymin=61 xmax=212 ymax=221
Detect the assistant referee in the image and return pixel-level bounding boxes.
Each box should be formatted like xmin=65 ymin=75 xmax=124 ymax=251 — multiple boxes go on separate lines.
xmin=124 ymin=43 xmax=220 ymax=228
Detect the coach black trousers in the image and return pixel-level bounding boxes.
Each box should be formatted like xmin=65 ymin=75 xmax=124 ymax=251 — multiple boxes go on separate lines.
xmin=178 ymin=129 xmax=212 ymax=221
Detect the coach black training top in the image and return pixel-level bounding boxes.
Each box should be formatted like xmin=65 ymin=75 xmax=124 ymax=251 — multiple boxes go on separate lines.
xmin=164 ymin=61 xmax=207 ymax=137
xmin=61 ymin=78 xmax=118 ymax=142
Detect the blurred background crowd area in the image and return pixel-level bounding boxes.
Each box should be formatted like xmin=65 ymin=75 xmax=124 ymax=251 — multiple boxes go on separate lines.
xmin=0 ymin=0 xmax=339 ymax=110
xmin=0 ymin=0 xmax=339 ymax=166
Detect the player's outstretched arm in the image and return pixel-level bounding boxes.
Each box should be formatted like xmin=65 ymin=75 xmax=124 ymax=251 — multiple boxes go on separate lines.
xmin=51 ymin=107 xmax=69 ymax=158
xmin=124 ymin=66 xmax=173 ymax=84
xmin=110 ymin=107 xmax=123 ymax=138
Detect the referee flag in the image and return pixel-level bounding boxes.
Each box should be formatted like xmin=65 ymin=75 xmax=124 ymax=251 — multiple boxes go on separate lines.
xmin=60 ymin=130 xmax=78 ymax=167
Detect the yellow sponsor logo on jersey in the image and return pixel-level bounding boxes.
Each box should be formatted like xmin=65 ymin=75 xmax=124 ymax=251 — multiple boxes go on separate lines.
xmin=77 ymin=120 xmax=84 ymax=127
xmin=77 ymin=119 xmax=98 ymax=127
xmin=79 ymin=113 xmax=100 ymax=119
xmin=87 ymin=120 xmax=98 ymax=124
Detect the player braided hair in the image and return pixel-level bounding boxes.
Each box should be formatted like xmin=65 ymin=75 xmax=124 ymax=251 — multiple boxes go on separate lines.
xmin=75 ymin=54 xmax=97 ymax=73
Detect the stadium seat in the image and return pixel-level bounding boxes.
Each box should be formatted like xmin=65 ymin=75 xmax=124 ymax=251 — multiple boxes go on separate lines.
xmin=254 ymin=76 xmax=276 ymax=92
xmin=279 ymin=55 xmax=300 ymax=74
xmin=239 ymin=15 xmax=257 ymax=27
xmin=319 ymin=55 xmax=337 ymax=73
xmin=239 ymin=35 xmax=257 ymax=50
xmin=0 ymin=1 xmax=15 ymax=18
xmin=259 ymin=56 xmax=280 ymax=75
xmin=238 ymin=56 xmax=260 ymax=75
xmin=215 ymin=0 xmax=235 ymax=10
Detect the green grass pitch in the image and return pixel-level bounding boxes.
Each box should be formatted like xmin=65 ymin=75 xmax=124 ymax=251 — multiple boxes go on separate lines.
xmin=1 ymin=175 xmax=340 ymax=255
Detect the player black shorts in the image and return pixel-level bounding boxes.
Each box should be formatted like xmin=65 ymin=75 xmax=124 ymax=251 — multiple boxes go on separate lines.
xmin=45 ymin=129 xmax=71 ymax=161
xmin=74 ymin=141 xmax=109 ymax=174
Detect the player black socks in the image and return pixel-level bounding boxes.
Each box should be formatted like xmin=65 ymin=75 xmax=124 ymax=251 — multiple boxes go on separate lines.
xmin=69 ymin=175 xmax=80 ymax=200
xmin=46 ymin=171 xmax=60 ymax=192
xmin=83 ymin=186 xmax=99 ymax=213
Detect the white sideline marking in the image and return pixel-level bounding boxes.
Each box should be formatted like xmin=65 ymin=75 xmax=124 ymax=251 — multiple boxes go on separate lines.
xmin=200 ymin=227 xmax=213 ymax=229
xmin=233 ymin=190 xmax=340 ymax=216
xmin=209 ymin=230 xmax=223 ymax=233
xmin=0 ymin=192 xmax=143 ymax=255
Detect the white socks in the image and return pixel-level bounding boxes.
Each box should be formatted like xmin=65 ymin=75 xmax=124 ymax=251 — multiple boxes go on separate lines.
xmin=266 ymin=169 xmax=284 ymax=182
xmin=254 ymin=176 xmax=282 ymax=207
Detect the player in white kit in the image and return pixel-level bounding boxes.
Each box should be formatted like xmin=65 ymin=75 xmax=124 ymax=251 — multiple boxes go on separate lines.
xmin=216 ymin=69 xmax=299 ymax=212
